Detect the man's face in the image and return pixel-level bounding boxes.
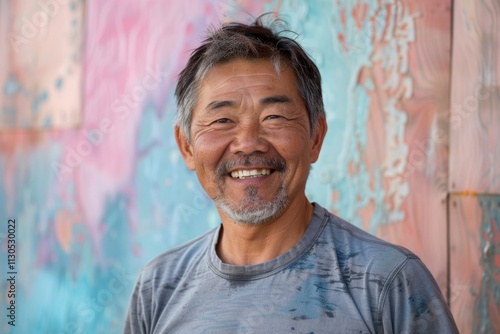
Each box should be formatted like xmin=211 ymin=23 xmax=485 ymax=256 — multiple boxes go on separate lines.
xmin=176 ymin=58 xmax=326 ymax=225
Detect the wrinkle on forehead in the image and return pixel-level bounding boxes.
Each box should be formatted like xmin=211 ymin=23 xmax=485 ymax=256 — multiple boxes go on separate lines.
xmin=194 ymin=59 xmax=299 ymax=116
xmin=201 ymin=63 xmax=292 ymax=97
xmin=205 ymin=72 xmax=281 ymax=93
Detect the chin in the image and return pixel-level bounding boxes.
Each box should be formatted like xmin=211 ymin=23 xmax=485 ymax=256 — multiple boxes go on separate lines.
xmin=215 ymin=187 xmax=289 ymax=225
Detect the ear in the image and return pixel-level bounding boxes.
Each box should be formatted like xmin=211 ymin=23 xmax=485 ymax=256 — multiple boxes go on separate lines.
xmin=175 ymin=125 xmax=196 ymax=170
xmin=310 ymin=116 xmax=327 ymax=164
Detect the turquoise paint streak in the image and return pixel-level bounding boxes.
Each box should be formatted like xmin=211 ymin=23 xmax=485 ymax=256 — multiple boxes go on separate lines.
xmin=269 ymin=0 xmax=348 ymax=206
xmin=0 ymin=143 xmax=136 ymax=333
xmin=0 ymin=144 xmax=64 ymax=332
xmin=135 ymin=99 xmax=217 ymax=264
xmin=276 ymin=0 xmax=391 ymax=230
xmin=475 ymin=196 xmax=500 ymax=334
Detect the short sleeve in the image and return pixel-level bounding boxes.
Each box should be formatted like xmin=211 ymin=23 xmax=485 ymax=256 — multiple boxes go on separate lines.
xmin=379 ymin=257 xmax=459 ymax=334
xmin=123 ymin=271 xmax=148 ymax=334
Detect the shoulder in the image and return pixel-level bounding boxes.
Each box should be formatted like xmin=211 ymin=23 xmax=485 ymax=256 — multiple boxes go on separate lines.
xmin=138 ymin=226 xmax=218 ymax=287
xmin=123 ymin=227 xmax=219 ymax=333
xmin=314 ymin=203 xmax=418 ymax=272
xmin=313 ymin=204 xmax=422 ymax=310
xmin=313 ymin=204 xmax=457 ymax=332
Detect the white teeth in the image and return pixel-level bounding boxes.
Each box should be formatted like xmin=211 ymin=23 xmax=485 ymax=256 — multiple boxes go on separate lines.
xmin=230 ymin=169 xmax=271 ymax=179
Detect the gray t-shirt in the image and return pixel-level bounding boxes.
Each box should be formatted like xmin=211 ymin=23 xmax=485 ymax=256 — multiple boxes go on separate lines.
xmin=123 ymin=203 xmax=458 ymax=333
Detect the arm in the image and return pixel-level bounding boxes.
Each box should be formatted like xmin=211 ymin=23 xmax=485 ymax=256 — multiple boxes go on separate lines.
xmin=379 ymin=257 xmax=459 ymax=334
xmin=123 ymin=272 xmax=148 ymax=334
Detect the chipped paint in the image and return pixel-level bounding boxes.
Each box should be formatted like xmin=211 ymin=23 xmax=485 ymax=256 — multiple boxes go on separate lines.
xmin=474 ymin=196 xmax=500 ymax=333
xmin=0 ymin=0 xmax=490 ymax=333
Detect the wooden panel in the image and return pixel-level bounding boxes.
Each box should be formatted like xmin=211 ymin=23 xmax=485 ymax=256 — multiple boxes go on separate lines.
xmin=338 ymin=0 xmax=452 ymax=292
xmin=0 ymin=0 xmax=85 ymax=129
xmin=449 ymin=0 xmax=500 ymax=193
xmin=372 ymin=0 xmax=452 ymax=293
xmin=449 ymin=194 xmax=500 ymax=333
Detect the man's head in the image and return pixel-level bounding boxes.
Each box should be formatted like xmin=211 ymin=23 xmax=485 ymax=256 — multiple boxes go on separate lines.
xmin=175 ymin=15 xmax=326 ymax=143
xmin=175 ymin=16 xmax=327 ymax=226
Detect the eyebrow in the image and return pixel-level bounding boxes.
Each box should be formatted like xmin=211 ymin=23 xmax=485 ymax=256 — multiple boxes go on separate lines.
xmin=204 ymin=100 xmax=236 ymax=111
xmin=203 ymin=95 xmax=292 ymax=112
xmin=260 ymin=95 xmax=292 ymax=105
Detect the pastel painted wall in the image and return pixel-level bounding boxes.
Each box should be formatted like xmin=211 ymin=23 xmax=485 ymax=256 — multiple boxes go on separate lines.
xmin=448 ymin=0 xmax=500 ymax=332
xmin=0 ymin=0 xmax=83 ymax=128
xmin=0 ymin=0 xmax=498 ymax=333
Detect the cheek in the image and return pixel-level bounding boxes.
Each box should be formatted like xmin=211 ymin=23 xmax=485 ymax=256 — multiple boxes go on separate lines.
xmin=193 ymin=149 xmax=218 ymax=171
xmin=192 ymin=136 xmax=228 ymax=169
xmin=273 ymin=131 xmax=309 ymax=155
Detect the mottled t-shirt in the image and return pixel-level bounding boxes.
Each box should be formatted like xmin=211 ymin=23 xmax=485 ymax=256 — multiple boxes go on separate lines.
xmin=123 ymin=203 xmax=458 ymax=334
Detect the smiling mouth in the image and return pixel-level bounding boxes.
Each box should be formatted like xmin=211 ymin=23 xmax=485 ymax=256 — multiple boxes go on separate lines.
xmin=229 ymin=169 xmax=272 ymax=179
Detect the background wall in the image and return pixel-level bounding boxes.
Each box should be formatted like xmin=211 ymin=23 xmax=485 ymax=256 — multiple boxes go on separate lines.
xmin=0 ymin=0 xmax=498 ymax=333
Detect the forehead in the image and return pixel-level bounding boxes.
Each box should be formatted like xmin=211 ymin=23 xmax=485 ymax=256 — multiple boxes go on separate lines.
xmin=197 ymin=58 xmax=299 ymax=100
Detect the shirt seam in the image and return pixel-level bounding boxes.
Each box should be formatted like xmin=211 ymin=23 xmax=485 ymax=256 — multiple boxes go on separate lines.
xmin=376 ymin=255 xmax=418 ymax=328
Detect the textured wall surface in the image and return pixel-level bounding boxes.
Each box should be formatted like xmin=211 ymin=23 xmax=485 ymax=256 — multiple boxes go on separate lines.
xmin=0 ymin=0 xmax=498 ymax=333
xmin=449 ymin=0 xmax=500 ymax=332
xmin=0 ymin=0 xmax=84 ymax=129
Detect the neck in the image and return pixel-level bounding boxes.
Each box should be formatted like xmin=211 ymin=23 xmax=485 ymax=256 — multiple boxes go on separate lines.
xmin=216 ymin=198 xmax=314 ymax=265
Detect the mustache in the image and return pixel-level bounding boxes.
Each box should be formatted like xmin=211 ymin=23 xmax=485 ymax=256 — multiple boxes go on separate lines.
xmin=215 ymin=155 xmax=287 ymax=178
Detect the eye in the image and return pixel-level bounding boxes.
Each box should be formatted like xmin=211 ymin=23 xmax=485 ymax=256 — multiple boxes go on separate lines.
xmin=212 ymin=118 xmax=231 ymax=124
xmin=265 ymin=115 xmax=282 ymax=120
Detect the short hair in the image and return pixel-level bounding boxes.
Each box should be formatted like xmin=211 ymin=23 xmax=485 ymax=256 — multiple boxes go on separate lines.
xmin=174 ymin=14 xmax=325 ymax=143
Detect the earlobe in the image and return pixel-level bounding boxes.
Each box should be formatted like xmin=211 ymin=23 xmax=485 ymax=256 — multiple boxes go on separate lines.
xmin=310 ymin=116 xmax=327 ymax=163
xmin=175 ymin=126 xmax=196 ymax=170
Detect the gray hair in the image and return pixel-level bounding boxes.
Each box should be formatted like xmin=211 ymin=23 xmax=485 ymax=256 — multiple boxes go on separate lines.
xmin=174 ymin=14 xmax=325 ymax=143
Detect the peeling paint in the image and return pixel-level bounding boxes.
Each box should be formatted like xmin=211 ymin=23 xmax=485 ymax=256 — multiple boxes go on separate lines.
xmin=475 ymin=196 xmax=500 ymax=333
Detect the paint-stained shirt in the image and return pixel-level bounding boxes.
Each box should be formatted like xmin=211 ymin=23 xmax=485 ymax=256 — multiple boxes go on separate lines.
xmin=123 ymin=203 xmax=458 ymax=334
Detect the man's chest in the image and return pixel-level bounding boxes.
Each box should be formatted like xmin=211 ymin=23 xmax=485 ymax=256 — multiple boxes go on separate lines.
xmin=149 ymin=272 xmax=374 ymax=334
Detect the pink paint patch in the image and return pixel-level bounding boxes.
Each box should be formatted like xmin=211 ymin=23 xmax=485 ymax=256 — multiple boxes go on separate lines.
xmin=133 ymin=245 xmax=142 ymax=257
xmin=352 ymin=2 xmax=368 ymax=30
xmin=186 ymin=23 xmax=194 ymax=36
xmin=55 ymin=209 xmax=75 ymax=253
xmin=77 ymin=232 xmax=85 ymax=244
xmin=337 ymin=33 xmax=348 ymax=52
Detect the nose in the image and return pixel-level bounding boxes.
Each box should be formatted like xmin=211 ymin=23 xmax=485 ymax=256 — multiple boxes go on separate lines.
xmin=229 ymin=119 xmax=270 ymax=155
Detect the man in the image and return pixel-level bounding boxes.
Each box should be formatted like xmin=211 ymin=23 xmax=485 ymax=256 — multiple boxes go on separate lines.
xmin=124 ymin=16 xmax=458 ymax=333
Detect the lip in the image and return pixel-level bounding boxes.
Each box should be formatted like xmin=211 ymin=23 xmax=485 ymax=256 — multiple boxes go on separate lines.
xmin=224 ymin=167 xmax=275 ymax=186
xmin=216 ymin=156 xmax=287 ymax=180
xmin=228 ymin=167 xmax=275 ymax=179
xmin=227 ymin=166 xmax=275 ymax=173
xmin=226 ymin=172 xmax=273 ymax=186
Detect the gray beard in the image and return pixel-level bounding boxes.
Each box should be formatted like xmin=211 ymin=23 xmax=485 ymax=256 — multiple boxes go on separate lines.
xmin=214 ymin=185 xmax=289 ymax=226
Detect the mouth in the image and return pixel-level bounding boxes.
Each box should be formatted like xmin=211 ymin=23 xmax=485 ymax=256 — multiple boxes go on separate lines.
xmin=229 ymin=168 xmax=272 ymax=179
xmin=217 ymin=156 xmax=286 ymax=181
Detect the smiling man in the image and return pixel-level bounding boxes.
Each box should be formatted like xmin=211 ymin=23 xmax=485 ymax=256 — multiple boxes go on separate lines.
xmin=123 ymin=16 xmax=458 ymax=334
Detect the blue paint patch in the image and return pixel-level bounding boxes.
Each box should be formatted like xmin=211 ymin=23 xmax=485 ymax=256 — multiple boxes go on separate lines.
xmin=475 ymin=196 xmax=500 ymax=333
xmin=101 ymin=194 xmax=133 ymax=262
xmin=284 ymin=272 xmax=337 ymax=321
xmin=32 ymin=90 xmax=49 ymax=114
xmin=134 ymin=100 xmax=217 ymax=263
xmin=43 ymin=116 xmax=53 ymax=128
xmin=55 ymin=77 xmax=64 ymax=90
xmin=408 ymin=295 xmax=429 ymax=317
xmin=286 ymin=251 xmax=319 ymax=272
xmin=336 ymin=250 xmax=360 ymax=268
xmin=3 ymin=74 xmax=21 ymax=96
